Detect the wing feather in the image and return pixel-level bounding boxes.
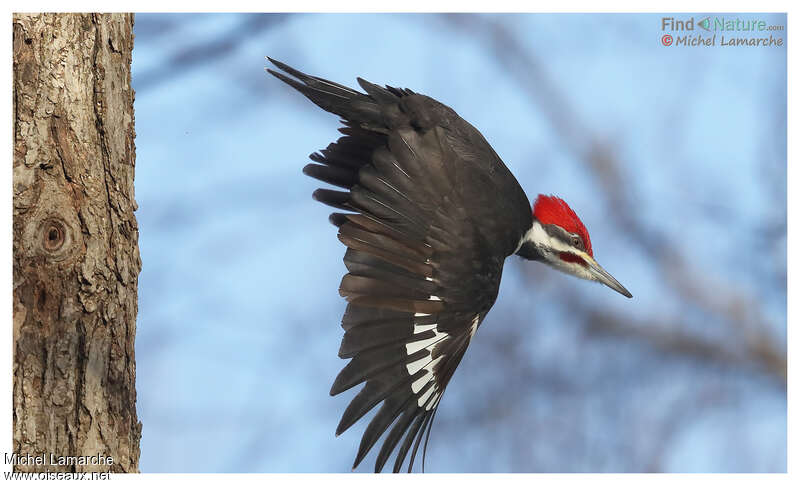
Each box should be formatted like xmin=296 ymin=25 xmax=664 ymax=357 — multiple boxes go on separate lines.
xmin=268 ymin=59 xmax=530 ymax=472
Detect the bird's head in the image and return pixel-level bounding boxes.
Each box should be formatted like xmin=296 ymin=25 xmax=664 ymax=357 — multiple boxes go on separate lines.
xmin=517 ymin=194 xmax=632 ymax=298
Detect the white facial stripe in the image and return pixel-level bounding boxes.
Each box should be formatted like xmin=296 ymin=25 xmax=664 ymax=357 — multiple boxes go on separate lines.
xmin=428 ymin=295 xmax=442 ymax=301
xmin=523 ymin=220 xmax=598 ymax=283
xmin=520 ymin=220 xmax=593 ymax=264
xmin=520 ymin=220 xmax=575 ymax=254
xmin=551 ymin=257 xmax=596 ymax=282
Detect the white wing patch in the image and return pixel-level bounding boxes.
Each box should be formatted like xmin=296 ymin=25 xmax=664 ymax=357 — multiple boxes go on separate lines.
xmin=411 ymin=355 xmax=444 ymax=392
xmin=406 ymin=316 xmax=449 ymax=407
xmin=406 ymin=331 xmax=447 ymax=355
xmin=411 ymin=313 xmax=435 ymax=332
xmin=418 ymin=386 xmax=436 ymax=406
xmin=425 ymin=392 xmax=442 ymax=411
xmin=412 ymin=323 xmax=437 ymax=334
xmin=469 ymin=314 xmax=480 ymax=338
xmin=405 ymin=313 xmax=480 ymax=409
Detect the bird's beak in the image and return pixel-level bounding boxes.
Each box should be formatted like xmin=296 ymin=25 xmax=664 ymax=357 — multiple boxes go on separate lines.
xmin=584 ymin=256 xmax=632 ymax=298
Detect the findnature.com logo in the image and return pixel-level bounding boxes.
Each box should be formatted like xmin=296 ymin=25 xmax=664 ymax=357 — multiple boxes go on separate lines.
xmin=694 ymin=16 xmax=785 ymax=32
xmin=659 ymin=16 xmax=785 ymax=47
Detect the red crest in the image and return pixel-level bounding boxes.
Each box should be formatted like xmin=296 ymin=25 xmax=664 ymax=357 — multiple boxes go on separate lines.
xmin=533 ymin=194 xmax=593 ymax=256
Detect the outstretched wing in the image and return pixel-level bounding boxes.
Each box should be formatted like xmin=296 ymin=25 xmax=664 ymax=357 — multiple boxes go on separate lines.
xmin=268 ymin=59 xmax=530 ymax=472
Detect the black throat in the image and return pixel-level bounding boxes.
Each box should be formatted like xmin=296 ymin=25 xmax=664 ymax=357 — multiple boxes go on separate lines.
xmin=516 ymin=240 xmax=544 ymax=261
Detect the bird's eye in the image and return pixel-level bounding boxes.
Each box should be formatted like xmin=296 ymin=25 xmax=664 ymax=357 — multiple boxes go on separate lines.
xmin=571 ymin=235 xmax=583 ymax=248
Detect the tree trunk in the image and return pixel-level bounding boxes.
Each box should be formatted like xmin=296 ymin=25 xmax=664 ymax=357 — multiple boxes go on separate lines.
xmin=12 ymin=13 xmax=141 ymax=473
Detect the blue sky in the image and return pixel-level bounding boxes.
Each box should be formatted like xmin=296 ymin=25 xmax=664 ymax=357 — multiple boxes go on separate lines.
xmin=130 ymin=13 xmax=786 ymax=472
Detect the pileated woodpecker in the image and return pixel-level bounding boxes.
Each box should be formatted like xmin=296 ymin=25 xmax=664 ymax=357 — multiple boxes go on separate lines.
xmin=268 ymin=58 xmax=632 ymax=473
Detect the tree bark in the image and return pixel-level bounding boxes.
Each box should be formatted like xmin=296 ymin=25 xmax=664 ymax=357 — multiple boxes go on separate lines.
xmin=12 ymin=13 xmax=141 ymax=473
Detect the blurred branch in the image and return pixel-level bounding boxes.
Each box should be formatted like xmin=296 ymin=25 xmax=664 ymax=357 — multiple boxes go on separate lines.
xmin=577 ymin=301 xmax=786 ymax=386
xmin=134 ymin=13 xmax=291 ymax=92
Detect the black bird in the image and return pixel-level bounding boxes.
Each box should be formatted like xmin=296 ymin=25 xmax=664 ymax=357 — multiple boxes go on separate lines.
xmin=267 ymin=58 xmax=632 ymax=473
